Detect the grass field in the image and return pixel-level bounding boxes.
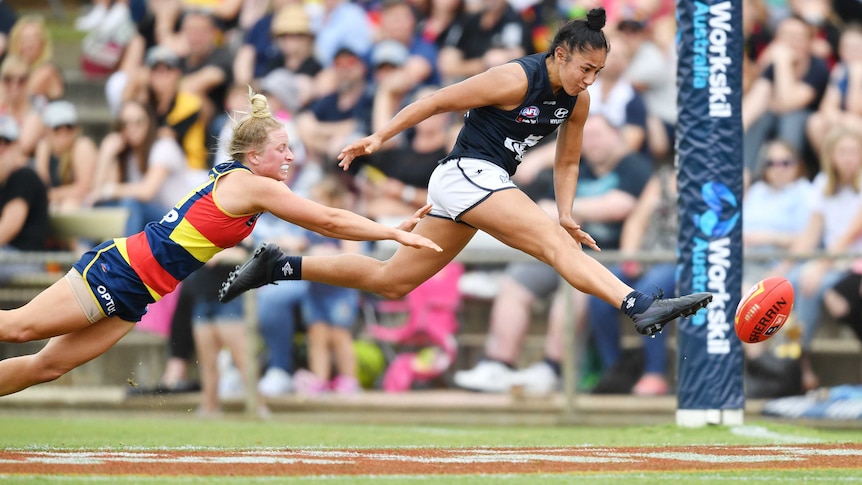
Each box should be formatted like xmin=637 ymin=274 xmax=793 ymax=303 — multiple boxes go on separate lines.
xmin=0 ymin=412 xmax=859 ymax=448
xmin=1 ymin=412 xmax=861 ymax=483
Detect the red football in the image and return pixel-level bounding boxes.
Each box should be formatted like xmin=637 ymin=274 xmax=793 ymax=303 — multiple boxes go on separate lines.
xmin=734 ymin=276 xmax=795 ymax=343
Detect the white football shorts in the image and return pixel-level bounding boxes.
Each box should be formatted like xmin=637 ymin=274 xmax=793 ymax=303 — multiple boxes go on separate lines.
xmin=427 ymin=158 xmax=518 ymax=222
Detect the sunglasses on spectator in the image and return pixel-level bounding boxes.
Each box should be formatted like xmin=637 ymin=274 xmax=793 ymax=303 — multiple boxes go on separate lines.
xmin=0 ymin=137 xmax=15 ymax=145
xmin=2 ymin=75 xmax=28 ymax=85
xmin=765 ymin=158 xmax=796 ymax=168
xmin=52 ymin=123 xmax=77 ymax=132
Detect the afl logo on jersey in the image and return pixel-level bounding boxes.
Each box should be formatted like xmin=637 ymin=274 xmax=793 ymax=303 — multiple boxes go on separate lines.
xmin=517 ymin=105 xmax=540 ymax=124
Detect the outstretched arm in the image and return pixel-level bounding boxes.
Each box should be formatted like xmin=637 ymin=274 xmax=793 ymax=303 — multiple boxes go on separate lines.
xmin=219 ymin=172 xmax=442 ymax=252
xmin=337 ymin=62 xmax=530 ymax=170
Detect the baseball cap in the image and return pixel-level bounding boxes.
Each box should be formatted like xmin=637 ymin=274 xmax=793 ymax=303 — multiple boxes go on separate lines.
xmin=259 ymin=68 xmax=302 ymax=113
xmin=145 ymin=45 xmax=182 ymax=68
xmin=272 ymin=4 xmax=313 ymax=36
xmin=334 ymin=44 xmax=363 ymax=59
xmin=371 ymin=40 xmax=409 ymax=68
xmin=42 ymin=100 xmax=79 ymax=128
xmin=0 ymin=115 xmax=19 ymax=142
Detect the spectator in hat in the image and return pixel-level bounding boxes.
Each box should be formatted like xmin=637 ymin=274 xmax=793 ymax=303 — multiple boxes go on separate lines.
xmin=368 ymin=40 xmax=411 ymax=132
xmin=0 ymin=114 xmax=50 ymax=282
xmin=266 ymin=4 xmax=320 ymax=75
xmin=258 ymin=4 xmax=322 ymax=111
xmin=258 ymin=69 xmax=306 ymax=117
xmin=365 ymin=40 xmax=437 ymax=161
xmin=110 ymin=9 xmax=230 ymax=163
xmin=232 ymin=0 xmax=296 ymax=86
xmin=297 ymin=47 xmax=373 ymax=167
xmin=372 ymin=40 xmax=410 ymax=70
xmin=33 ymin=100 xmax=98 ymax=213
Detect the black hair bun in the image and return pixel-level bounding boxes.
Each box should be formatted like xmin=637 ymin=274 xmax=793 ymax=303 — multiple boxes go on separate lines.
xmin=586 ymin=7 xmax=607 ymax=31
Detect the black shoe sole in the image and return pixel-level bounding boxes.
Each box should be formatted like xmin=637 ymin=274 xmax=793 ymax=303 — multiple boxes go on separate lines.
xmin=218 ymin=244 xmax=271 ymax=303
xmin=639 ymin=294 xmax=713 ymax=337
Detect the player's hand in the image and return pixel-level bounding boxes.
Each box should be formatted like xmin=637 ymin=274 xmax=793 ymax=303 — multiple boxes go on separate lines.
xmin=394 ymin=230 xmax=443 ymax=252
xmin=338 ymin=134 xmax=383 ymax=171
xmin=396 ymin=203 xmax=433 ymax=232
xmin=559 ymin=215 xmax=600 ymax=252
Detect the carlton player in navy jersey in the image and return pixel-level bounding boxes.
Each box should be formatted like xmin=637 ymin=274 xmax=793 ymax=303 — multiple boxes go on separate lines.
xmin=220 ymin=9 xmax=714 ymax=338
xmin=0 ymin=90 xmax=441 ymax=397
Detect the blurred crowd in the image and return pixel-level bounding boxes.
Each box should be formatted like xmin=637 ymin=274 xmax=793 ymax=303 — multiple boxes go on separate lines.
xmin=1 ymin=0 xmax=862 ymax=412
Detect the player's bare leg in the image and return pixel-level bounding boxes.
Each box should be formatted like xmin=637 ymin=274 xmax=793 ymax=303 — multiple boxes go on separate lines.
xmin=0 ymin=278 xmax=97 ymax=343
xmin=462 ymin=189 xmax=711 ymax=335
xmin=220 ymin=216 xmax=476 ymax=303
xmin=300 ymin=216 xmax=476 ymax=299
xmin=0 ymin=316 xmax=135 ymax=396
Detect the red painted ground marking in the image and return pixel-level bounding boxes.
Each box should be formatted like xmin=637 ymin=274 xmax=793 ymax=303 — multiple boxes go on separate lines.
xmin=0 ymin=444 xmax=860 ymax=476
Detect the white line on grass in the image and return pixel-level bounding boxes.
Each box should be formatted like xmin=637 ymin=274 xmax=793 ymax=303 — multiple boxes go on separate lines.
xmin=730 ymin=425 xmax=821 ymax=443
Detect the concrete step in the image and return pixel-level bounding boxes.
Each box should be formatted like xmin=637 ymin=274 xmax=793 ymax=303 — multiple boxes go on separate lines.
xmin=64 ymin=70 xmax=109 ymax=107
xmin=63 ymin=69 xmax=112 ymax=142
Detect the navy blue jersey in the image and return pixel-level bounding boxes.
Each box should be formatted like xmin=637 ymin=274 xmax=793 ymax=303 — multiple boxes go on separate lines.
xmin=447 ymin=53 xmax=578 ymax=176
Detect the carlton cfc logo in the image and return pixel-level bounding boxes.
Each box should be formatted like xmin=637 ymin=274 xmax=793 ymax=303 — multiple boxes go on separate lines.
xmin=519 ymin=106 xmax=539 ymax=118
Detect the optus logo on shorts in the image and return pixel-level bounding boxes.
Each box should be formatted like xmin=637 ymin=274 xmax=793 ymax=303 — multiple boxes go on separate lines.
xmin=96 ymin=285 xmax=117 ymax=316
